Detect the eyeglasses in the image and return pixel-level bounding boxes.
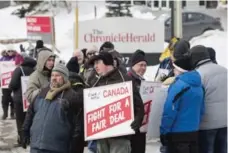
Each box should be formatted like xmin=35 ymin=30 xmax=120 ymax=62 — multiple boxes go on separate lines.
xmin=7 ymin=50 xmax=14 ymax=53
xmin=87 ymin=52 xmax=96 ymax=56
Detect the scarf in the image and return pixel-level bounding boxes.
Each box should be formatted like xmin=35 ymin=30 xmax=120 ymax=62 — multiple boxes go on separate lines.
xmin=45 ymin=81 xmax=71 ymax=101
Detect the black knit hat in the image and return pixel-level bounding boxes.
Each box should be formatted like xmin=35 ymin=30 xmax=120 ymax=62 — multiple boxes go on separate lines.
xmin=89 ymin=52 xmax=114 ymax=66
xmin=207 ymin=47 xmax=217 ymax=64
xmin=130 ymin=49 xmax=147 ymax=67
xmin=190 ymin=45 xmax=210 ymax=67
xmin=66 ymin=56 xmax=80 ymax=73
xmin=99 ymin=41 xmax=114 ymax=52
xmin=173 ymin=56 xmax=193 ymax=72
xmin=173 ymin=39 xmax=190 ymax=60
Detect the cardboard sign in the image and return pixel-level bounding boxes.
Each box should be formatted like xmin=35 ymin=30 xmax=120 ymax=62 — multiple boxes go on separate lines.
xmin=139 ymin=81 xmax=162 ymax=132
xmin=0 ymin=61 xmax=16 ymax=88
xmin=26 ymin=16 xmax=55 ymax=44
xmin=84 ymin=81 xmax=135 ymax=141
xmin=147 ymin=86 xmax=168 ymax=139
xmin=21 ymin=76 xmax=29 ymax=112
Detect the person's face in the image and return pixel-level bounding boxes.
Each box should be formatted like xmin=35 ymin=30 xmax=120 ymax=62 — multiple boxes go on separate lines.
xmin=132 ymin=61 xmax=147 ymax=77
xmin=94 ymin=60 xmax=107 ymax=75
xmin=86 ymin=51 xmax=96 ymax=59
xmin=45 ymin=56 xmax=55 ymax=70
xmin=75 ymin=53 xmax=84 ymax=64
xmin=7 ymin=50 xmax=15 ymax=56
xmin=51 ymin=71 xmax=64 ymax=88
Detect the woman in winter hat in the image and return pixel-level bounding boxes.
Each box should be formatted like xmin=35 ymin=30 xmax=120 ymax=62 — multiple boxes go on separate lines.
xmin=160 ymin=56 xmax=204 ymax=153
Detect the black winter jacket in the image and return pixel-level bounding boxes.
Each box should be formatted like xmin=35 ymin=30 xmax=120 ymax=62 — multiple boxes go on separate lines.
xmin=91 ymin=68 xmax=144 ymax=139
xmin=23 ymin=85 xmax=83 ymax=153
xmin=9 ymin=57 xmax=36 ymax=101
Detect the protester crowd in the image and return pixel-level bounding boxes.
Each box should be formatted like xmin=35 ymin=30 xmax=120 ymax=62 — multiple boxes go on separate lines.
xmin=0 ymin=38 xmax=227 ymax=153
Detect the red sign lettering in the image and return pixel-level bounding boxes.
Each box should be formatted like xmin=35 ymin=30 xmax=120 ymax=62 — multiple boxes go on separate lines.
xmin=26 ymin=16 xmax=52 ymax=33
xmin=86 ymin=96 xmax=132 ymax=137
xmin=1 ymin=71 xmax=13 ymax=86
xmin=142 ymin=100 xmax=152 ymax=126
xmin=84 ymin=33 xmax=155 ymax=43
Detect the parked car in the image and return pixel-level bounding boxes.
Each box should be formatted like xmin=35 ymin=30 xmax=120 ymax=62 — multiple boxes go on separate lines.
xmin=156 ymin=11 xmax=224 ymax=42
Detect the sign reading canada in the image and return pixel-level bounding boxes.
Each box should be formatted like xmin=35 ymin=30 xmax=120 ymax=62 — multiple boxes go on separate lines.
xmin=139 ymin=81 xmax=162 ymax=132
xmin=78 ymin=17 xmax=164 ymax=53
xmin=0 ymin=61 xmax=16 ymax=89
xmin=26 ymin=16 xmax=55 ymax=44
xmin=84 ymin=81 xmax=135 ymax=141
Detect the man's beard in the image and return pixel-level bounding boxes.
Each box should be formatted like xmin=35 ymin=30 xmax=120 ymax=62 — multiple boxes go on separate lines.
xmin=51 ymin=80 xmax=63 ymax=88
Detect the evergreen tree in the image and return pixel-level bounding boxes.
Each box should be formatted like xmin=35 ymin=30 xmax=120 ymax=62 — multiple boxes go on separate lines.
xmin=105 ymin=0 xmax=132 ymax=17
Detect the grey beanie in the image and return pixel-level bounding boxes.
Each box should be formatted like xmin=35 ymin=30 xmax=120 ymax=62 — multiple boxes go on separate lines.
xmin=52 ymin=63 xmax=69 ymax=81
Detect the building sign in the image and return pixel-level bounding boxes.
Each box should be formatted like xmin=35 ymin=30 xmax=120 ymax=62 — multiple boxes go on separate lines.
xmin=26 ymin=16 xmax=55 ymax=44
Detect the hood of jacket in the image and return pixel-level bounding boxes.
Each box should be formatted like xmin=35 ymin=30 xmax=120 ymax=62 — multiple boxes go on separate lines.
xmin=21 ymin=57 xmax=37 ymax=68
xmin=69 ymin=71 xmax=85 ymax=85
xmin=36 ymin=51 xmax=54 ymax=72
xmin=176 ymin=71 xmax=202 ymax=87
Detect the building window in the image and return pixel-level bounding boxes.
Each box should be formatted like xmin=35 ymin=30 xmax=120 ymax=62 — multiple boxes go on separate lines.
xmin=154 ymin=0 xmax=159 ymax=7
xmin=162 ymin=0 xmax=166 ymax=7
xmin=199 ymin=0 xmax=205 ymax=6
xmin=182 ymin=0 xmax=186 ymax=8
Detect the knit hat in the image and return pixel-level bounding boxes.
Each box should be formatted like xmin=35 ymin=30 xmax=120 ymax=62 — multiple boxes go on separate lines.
xmin=207 ymin=47 xmax=217 ymax=64
xmin=173 ymin=39 xmax=190 ymax=60
xmin=130 ymin=49 xmax=147 ymax=67
xmin=190 ymin=45 xmax=210 ymax=67
xmin=52 ymin=63 xmax=69 ymax=81
xmin=99 ymin=41 xmax=114 ymax=52
xmin=88 ymin=52 xmax=114 ymax=66
xmin=66 ymin=56 xmax=80 ymax=73
xmin=173 ymin=56 xmax=193 ymax=73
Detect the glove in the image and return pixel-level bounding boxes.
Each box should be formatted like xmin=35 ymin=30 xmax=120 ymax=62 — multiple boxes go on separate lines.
xmin=21 ymin=136 xmax=30 ymax=149
xmin=160 ymin=134 xmax=168 ymax=146
xmin=130 ymin=118 xmax=141 ymax=131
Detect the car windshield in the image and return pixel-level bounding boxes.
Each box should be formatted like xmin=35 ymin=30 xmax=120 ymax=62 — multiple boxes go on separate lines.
xmin=156 ymin=13 xmax=170 ymax=22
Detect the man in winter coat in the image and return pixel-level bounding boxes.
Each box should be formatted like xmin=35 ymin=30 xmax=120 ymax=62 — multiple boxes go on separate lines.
xmin=25 ymin=51 xmax=55 ymax=103
xmin=22 ymin=64 xmax=84 ymax=153
xmin=160 ymin=56 xmax=204 ymax=153
xmin=99 ymin=41 xmax=127 ymax=74
xmin=127 ymin=50 xmax=147 ymax=153
xmin=9 ymin=56 xmax=36 ymax=146
xmin=190 ymin=45 xmax=227 ymax=153
xmin=66 ymin=56 xmax=86 ymax=153
xmin=88 ymin=52 xmax=144 ymax=153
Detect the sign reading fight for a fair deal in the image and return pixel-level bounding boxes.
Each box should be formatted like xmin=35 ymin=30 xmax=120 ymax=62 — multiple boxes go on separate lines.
xmin=139 ymin=81 xmax=162 ymax=133
xmin=0 ymin=61 xmax=16 ymax=88
xmin=26 ymin=16 xmax=55 ymax=44
xmin=84 ymin=81 xmax=135 ymax=141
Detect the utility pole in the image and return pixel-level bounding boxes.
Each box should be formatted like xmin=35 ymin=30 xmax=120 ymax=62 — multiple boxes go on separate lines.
xmin=171 ymin=0 xmax=183 ymax=38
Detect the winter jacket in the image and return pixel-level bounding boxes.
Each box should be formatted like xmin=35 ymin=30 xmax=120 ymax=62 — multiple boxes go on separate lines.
xmin=127 ymin=68 xmax=145 ymax=90
xmin=160 ymin=71 xmax=204 ymax=135
xmin=25 ymin=51 xmax=54 ymax=103
xmin=92 ymin=68 xmax=144 ymax=137
xmin=23 ymin=83 xmax=83 ymax=153
xmin=9 ymin=57 xmax=36 ymax=101
xmin=196 ymin=60 xmax=227 ymax=130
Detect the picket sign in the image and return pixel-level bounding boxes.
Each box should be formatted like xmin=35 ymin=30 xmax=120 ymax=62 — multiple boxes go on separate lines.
xmin=0 ymin=61 xmax=16 ymax=88
xmin=21 ymin=76 xmax=29 ymax=112
xmin=83 ymin=81 xmax=135 ymax=141
xmin=147 ymin=85 xmax=168 ymax=140
xmin=139 ymin=81 xmax=162 ymax=133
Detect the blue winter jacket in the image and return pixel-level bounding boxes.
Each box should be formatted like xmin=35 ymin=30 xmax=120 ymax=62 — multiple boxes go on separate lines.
xmin=160 ymin=71 xmax=205 ymax=135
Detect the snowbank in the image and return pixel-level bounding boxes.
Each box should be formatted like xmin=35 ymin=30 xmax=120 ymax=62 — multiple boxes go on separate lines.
xmin=190 ymin=30 xmax=227 ymax=68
